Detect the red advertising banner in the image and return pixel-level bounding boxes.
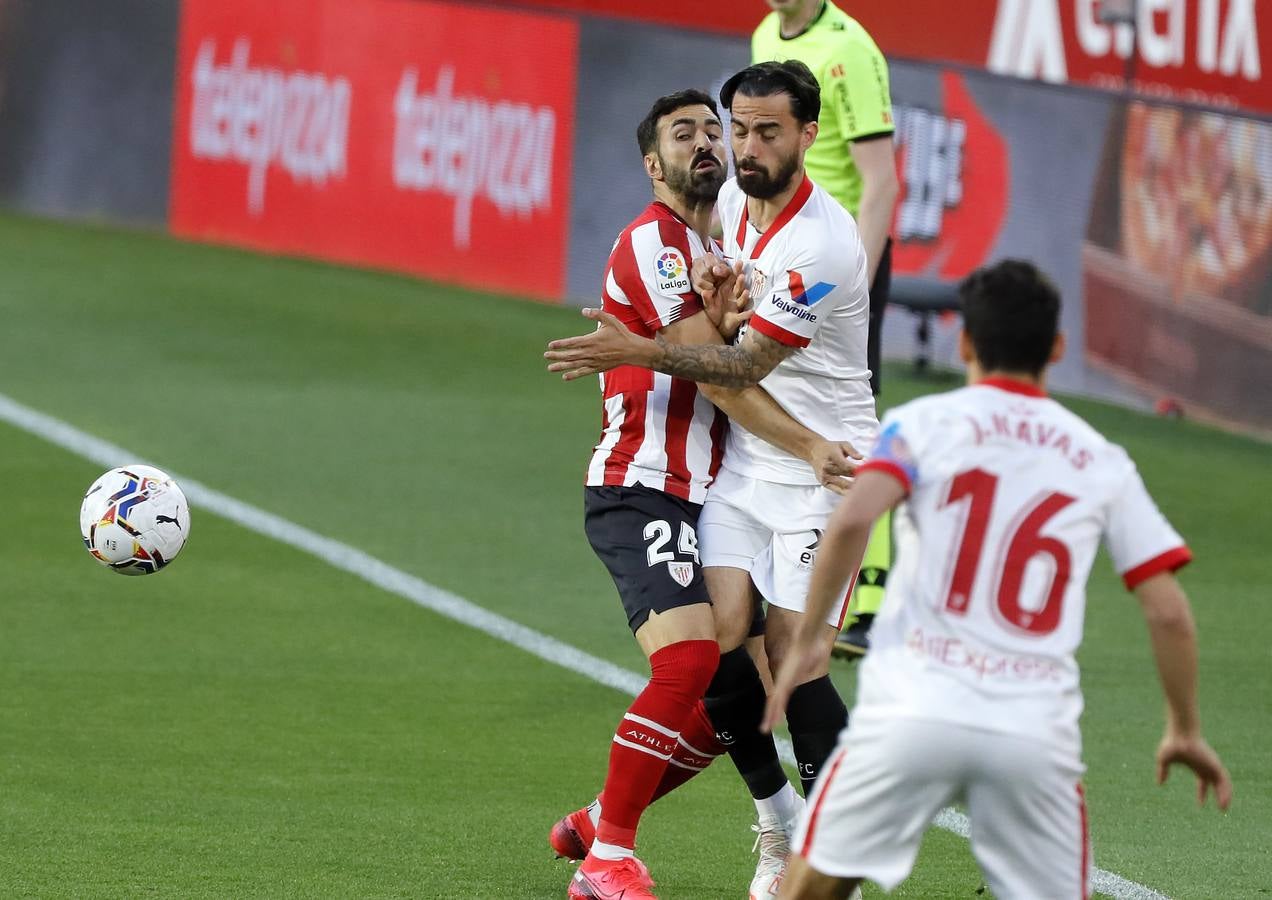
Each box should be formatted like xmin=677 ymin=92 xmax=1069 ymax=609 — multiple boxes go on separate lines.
xmin=489 ymin=0 xmax=759 ymax=35
xmin=980 ymin=0 xmax=1269 ymax=116
xmin=170 ymin=0 xmax=578 ymax=301
xmin=499 ymin=0 xmax=1270 ymax=117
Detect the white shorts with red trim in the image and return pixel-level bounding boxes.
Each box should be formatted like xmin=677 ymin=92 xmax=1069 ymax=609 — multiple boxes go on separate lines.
xmin=698 ymin=467 xmax=853 ymax=628
xmin=796 ymin=716 xmax=1091 ymax=899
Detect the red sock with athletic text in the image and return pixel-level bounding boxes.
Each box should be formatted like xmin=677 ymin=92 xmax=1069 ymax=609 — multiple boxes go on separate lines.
xmin=650 ymin=698 xmax=725 ymax=803
xmin=593 ymin=640 xmax=718 ymax=852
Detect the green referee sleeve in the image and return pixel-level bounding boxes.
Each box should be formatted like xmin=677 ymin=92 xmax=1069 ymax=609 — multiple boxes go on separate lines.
xmin=825 ymin=40 xmax=894 ymax=142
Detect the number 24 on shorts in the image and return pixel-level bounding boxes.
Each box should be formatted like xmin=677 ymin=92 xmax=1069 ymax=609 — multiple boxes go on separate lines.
xmin=643 ymin=519 xmax=700 ymax=568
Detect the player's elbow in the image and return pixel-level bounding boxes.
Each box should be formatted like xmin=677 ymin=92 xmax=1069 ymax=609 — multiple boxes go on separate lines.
xmin=745 ymin=359 xmax=779 ymax=385
xmin=1144 ymin=601 xmax=1196 ymax=640
xmin=710 ymin=359 xmax=774 ymax=390
xmin=1137 ymin=576 xmax=1197 ymax=636
xmin=697 ymin=382 xmax=741 ymax=407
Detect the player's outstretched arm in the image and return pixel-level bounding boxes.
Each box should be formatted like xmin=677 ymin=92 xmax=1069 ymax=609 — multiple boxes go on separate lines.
xmin=1134 ymin=573 xmax=1233 ymax=811
xmin=700 ymin=385 xmax=859 ymax=494
xmin=544 ymin=308 xmax=661 ymax=379
xmin=658 ymin=311 xmax=859 ymax=492
xmin=762 ymin=471 xmax=905 ymax=733
xmin=648 ymin=326 xmax=794 ymax=388
xmin=545 ymin=307 xmax=795 ymax=387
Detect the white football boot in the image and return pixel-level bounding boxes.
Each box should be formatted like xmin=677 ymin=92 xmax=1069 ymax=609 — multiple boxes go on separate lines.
xmin=747 ymin=798 xmax=862 ymax=899
xmin=748 ymin=799 xmax=803 ymax=900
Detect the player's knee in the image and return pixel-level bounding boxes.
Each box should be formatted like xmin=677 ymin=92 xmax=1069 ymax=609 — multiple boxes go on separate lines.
xmin=649 ymin=638 xmax=719 ymax=705
xmin=764 ymin=619 xmax=833 ymax=680
xmin=787 ymin=675 xmax=848 ymax=732
xmin=763 ymin=633 xmax=804 ymax=679
xmin=710 ymin=591 xmax=758 ymax=651
xmin=702 ymin=646 xmax=767 ymax=736
xmin=706 ymin=645 xmax=763 ymax=697
xmin=715 ymin=614 xmax=752 ymax=651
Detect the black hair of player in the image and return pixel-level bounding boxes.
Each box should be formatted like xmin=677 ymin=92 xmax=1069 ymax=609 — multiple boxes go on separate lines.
xmin=959 ymin=260 xmax=1061 ymax=376
xmin=636 ymin=89 xmax=720 ymax=156
xmin=719 ymin=60 xmax=821 ymax=124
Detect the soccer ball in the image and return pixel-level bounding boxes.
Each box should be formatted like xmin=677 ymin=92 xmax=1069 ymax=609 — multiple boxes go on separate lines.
xmin=79 ymin=465 xmax=190 ymax=575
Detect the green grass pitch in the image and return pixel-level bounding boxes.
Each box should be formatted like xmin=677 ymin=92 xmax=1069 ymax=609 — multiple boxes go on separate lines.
xmin=0 ymin=212 xmax=1267 ymax=898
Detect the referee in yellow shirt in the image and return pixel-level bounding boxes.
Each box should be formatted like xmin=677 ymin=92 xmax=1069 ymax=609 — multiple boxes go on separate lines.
xmin=753 ymin=0 xmax=899 ymax=658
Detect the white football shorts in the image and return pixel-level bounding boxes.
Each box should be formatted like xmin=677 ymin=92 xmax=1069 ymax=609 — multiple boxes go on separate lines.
xmin=795 ymin=716 xmax=1091 ymax=899
xmin=698 ymin=467 xmax=854 ymax=628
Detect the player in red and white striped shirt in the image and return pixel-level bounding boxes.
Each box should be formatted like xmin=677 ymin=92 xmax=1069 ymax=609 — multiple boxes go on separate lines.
xmin=584 ymin=196 xmax=728 ymax=504
xmin=555 ymin=90 xmax=858 ymax=900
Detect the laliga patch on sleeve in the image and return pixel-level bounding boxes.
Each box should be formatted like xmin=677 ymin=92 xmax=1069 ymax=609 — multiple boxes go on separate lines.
xmin=653 ymin=247 xmax=692 ymax=295
xmin=871 ymin=420 xmax=919 ymax=485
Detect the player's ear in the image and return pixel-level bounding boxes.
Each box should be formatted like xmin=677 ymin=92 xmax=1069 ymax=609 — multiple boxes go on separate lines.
xmin=644 ymin=152 xmax=662 ymax=181
xmin=802 ymin=120 xmax=818 ymax=150
xmin=958 ymin=329 xmax=976 ymax=366
xmin=1050 ymin=332 xmax=1066 ymax=364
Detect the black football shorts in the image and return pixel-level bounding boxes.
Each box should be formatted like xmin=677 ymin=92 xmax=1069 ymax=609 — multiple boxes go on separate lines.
xmin=584 ymin=485 xmax=711 ymax=633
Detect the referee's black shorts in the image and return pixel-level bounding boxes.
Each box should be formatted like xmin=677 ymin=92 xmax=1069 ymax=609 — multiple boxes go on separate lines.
xmin=584 ymin=485 xmax=710 ymax=634
xmin=868 ymin=236 xmax=893 ymax=396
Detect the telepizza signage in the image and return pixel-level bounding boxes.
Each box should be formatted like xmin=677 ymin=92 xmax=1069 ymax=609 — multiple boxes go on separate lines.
xmin=171 ymin=0 xmax=578 ymax=300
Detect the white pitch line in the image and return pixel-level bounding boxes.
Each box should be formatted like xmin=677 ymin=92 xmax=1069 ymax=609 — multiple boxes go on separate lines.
xmin=1 ymin=391 xmax=1168 ymax=900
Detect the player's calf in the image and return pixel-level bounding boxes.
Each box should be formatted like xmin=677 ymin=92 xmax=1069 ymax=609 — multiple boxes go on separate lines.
xmin=703 ymin=646 xmax=790 ymax=801
xmin=550 ymin=707 xmax=725 ymax=863
xmin=786 ymin=675 xmax=849 ymax=796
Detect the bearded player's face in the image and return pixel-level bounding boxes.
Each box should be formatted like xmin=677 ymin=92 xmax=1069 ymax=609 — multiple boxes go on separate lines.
xmin=654 ymin=104 xmax=727 ymax=204
xmin=729 ymin=91 xmax=807 ymax=201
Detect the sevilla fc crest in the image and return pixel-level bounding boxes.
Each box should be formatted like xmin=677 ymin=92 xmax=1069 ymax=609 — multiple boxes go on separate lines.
xmin=667 ymin=561 xmax=694 ymax=587
xmin=750 ymin=267 xmax=768 ymax=299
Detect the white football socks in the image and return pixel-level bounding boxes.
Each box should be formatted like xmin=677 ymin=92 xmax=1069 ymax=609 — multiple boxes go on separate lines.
xmin=590 ymin=839 xmax=634 ymax=861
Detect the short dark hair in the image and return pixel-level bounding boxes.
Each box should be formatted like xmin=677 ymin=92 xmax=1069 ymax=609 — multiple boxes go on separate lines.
xmin=636 ymin=89 xmax=719 ymax=156
xmin=959 ymin=260 xmax=1061 ymax=376
xmin=719 ymin=60 xmax=821 ymax=124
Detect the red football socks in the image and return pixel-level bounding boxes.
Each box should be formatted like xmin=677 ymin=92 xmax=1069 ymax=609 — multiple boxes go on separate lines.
xmin=593 ymin=639 xmax=718 ymax=850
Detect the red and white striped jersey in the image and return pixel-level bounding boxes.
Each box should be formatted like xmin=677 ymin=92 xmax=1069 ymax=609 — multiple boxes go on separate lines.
xmin=853 ymin=378 xmax=1191 ymax=755
xmin=586 ymin=202 xmax=727 ymax=503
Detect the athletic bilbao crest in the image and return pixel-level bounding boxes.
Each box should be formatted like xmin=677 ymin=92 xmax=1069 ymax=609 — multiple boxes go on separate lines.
xmin=667 ymin=561 xmax=694 ymax=587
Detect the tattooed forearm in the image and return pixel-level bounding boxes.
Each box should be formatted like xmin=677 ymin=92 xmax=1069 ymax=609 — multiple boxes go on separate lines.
xmin=651 ymin=330 xmax=793 ymax=388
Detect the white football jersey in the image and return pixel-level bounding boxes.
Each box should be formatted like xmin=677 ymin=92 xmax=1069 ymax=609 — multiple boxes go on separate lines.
xmin=853 ymin=378 xmax=1191 ymax=755
xmin=716 ymin=175 xmax=877 ymax=484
